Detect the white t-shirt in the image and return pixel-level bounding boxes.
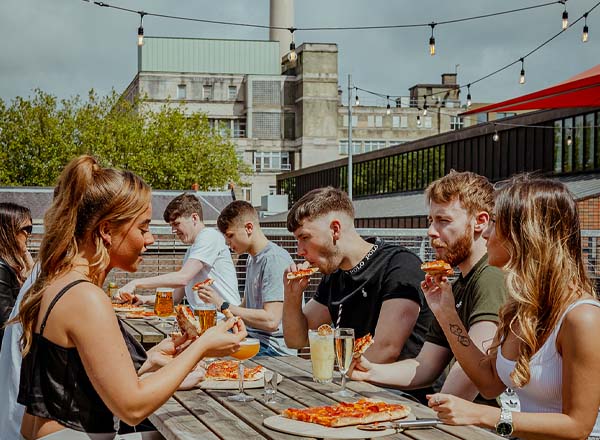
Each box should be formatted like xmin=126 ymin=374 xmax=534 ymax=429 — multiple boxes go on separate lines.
xmin=0 ymin=266 xmax=37 ymax=439
xmin=184 ymin=228 xmax=240 ymax=309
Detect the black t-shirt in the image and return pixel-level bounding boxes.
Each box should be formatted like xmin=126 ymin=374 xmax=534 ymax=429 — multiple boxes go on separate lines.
xmin=312 ymin=238 xmax=433 ymax=360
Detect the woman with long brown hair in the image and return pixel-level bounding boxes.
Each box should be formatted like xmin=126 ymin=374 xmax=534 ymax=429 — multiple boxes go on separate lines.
xmin=16 ymin=155 xmax=246 ymax=439
xmin=422 ymin=175 xmax=600 ymax=440
xmin=0 ymin=202 xmax=33 ymax=348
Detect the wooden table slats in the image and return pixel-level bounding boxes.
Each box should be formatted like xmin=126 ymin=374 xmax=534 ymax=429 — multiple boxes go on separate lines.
xmin=148 ymin=356 xmax=501 ymax=440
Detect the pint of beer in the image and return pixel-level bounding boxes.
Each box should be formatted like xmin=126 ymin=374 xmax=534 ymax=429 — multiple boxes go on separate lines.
xmin=194 ymin=303 xmax=217 ymax=334
xmin=154 ymin=288 xmax=174 ymax=317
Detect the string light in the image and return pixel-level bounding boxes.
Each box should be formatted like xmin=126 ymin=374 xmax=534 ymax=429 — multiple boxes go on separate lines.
xmin=417 ymin=115 xmax=422 ymax=126
xmin=355 ymin=94 xmax=360 ymax=106
xmin=567 ymin=129 xmax=573 ymax=145
xmin=583 ymin=13 xmax=589 ymax=42
xmin=561 ymin=0 xmax=569 ymax=29
xmin=287 ymin=28 xmax=297 ymax=62
xmin=493 ymin=125 xmax=500 ymax=142
xmin=137 ymin=12 xmax=146 ymax=46
xmin=423 ymin=98 xmax=428 ymax=116
xmin=386 ymin=96 xmax=391 ymax=115
xmin=466 ymin=84 xmax=472 ymax=108
xmin=519 ymin=58 xmax=526 ymax=84
xmin=429 ymin=23 xmax=436 ymax=56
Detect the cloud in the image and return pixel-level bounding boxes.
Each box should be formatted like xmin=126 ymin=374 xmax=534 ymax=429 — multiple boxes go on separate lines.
xmin=0 ymin=0 xmax=595 ymax=103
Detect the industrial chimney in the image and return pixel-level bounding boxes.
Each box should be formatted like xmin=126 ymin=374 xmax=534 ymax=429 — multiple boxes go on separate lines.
xmin=269 ymin=0 xmax=294 ymax=61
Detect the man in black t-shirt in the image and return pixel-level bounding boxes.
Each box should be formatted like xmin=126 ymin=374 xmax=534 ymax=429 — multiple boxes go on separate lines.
xmin=282 ymin=187 xmax=432 ymax=363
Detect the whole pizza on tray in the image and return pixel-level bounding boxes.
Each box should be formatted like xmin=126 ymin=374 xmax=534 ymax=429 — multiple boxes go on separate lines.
xmin=282 ymin=398 xmax=411 ymax=427
xmin=205 ymin=360 xmax=264 ymax=381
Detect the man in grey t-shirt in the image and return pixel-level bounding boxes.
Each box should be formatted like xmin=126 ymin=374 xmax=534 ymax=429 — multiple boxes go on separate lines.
xmin=197 ymin=201 xmax=295 ymax=356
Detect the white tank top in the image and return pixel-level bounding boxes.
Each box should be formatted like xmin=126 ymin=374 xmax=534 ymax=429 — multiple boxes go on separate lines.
xmin=496 ymin=299 xmax=600 ymax=436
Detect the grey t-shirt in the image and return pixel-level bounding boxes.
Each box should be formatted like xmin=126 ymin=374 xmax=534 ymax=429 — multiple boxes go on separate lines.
xmin=245 ymin=241 xmax=295 ymax=355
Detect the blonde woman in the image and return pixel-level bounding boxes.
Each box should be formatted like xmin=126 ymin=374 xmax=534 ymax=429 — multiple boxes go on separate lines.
xmin=15 ymin=156 xmax=246 ymax=439
xmin=422 ymin=176 xmax=600 ymax=440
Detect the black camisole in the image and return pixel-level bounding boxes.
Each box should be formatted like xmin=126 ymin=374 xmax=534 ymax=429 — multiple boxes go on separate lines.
xmin=17 ymin=279 xmax=147 ymax=433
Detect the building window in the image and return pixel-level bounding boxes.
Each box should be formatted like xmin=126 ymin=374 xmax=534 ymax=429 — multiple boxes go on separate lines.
xmin=477 ymin=113 xmax=488 ymax=124
xmin=233 ymin=119 xmax=246 ymax=138
xmin=364 ymin=141 xmax=386 ymax=152
xmin=343 ymin=115 xmax=358 ymax=127
xmin=339 ymin=140 xmax=362 ymax=155
xmin=496 ymin=112 xmax=517 ymax=119
xmin=228 ymin=86 xmax=237 ymax=101
xmin=424 ymin=116 xmax=432 ymax=128
xmin=367 ymin=115 xmax=374 ymax=127
xmin=375 ymin=116 xmax=383 ymax=127
xmin=254 ymin=151 xmax=290 ymax=172
xmin=268 ymin=185 xmax=277 ymax=195
xmin=177 ymin=84 xmax=187 ymax=99
xmin=392 ymin=116 xmax=408 ymax=128
xmin=241 ymin=187 xmax=251 ymax=202
xmin=203 ymin=85 xmax=212 ymax=100
xmin=450 ymin=116 xmax=464 ymax=130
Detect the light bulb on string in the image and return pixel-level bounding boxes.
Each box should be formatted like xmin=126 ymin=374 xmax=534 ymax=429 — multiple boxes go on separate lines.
xmin=583 ymin=13 xmax=589 ymax=42
xmin=567 ymin=131 xmax=573 ymax=146
xmin=287 ymin=28 xmax=297 ymax=62
xmin=562 ymin=2 xmax=569 ymax=30
xmin=417 ymin=115 xmax=422 ymax=127
xmin=355 ymin=94 xmax=360 ymax=106
xmin=386 ymin=96 xmax=391 ymax=115
xmin=137 ymin=12 xmax=146 ymax=46
xmin=423 ymin=99 xmax=428 ymax=116
xmin=519 ymin=58 xmax=526 ymax=85
xmin=493 ymin=128 xmax=499 ymax=142
xmin=429 ymin=23 xmax=436 ymax=56
xmin=466 ymin=84 xmax=472 ymax=108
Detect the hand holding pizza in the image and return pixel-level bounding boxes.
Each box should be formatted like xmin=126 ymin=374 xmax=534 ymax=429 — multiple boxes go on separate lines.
xmin=195 ymin=284 xmax=222 ymax=308
xmin=348 ymin=355 xmax=374 ymax=382
xmin=421 ymin=272 xmax=456 ymax=317
xmin=284 ymin=262 xmax=313 ymax=300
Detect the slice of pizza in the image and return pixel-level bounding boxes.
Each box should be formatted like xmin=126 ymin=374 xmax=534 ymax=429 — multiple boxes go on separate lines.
xmin=353 ymin=333 xmax=374 ymax=358
xmin=192 ymin=278 xmax=214 ymax=290
xmin=282 ymin=398 xmax=411 ymax=427
xmin=420 ymin=260 xmax=454 ymax=276
xmin=175 ymin=305 xmax=201 ymax=338
xmin=205 ymin=360 xmax=264 ymax=381
xmin=286 ymin=266 xmax=319 ymax=280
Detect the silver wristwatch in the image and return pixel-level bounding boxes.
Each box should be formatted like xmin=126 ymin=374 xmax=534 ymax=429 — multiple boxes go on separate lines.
xmin=495 ymin=407 xmax=514 ymax=438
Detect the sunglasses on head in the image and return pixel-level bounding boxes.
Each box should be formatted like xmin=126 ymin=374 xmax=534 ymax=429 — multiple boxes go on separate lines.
xmin=21 ymin=225 xmax=33 ymax=235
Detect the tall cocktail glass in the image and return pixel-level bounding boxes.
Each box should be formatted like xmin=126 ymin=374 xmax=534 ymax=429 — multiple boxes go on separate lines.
xmin=228 ymin=338 xmax=260 ymax=402
xmin=308 ymin=329 xmax=335 ymax=384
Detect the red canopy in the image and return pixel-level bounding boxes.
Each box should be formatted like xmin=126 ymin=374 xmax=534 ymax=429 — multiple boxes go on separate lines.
xmin=461 ymin=64 xmax=600 ymax=115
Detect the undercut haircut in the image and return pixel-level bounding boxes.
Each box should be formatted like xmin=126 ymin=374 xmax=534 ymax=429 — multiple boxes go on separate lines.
xmin=217 ymin=200 xmax=258 ymax=233
xmin=425 ymin=170 xmax=494 ymax=217
xmin=286 ymin=186 xmax=354 ymax=233
xmin=163 ymin=193 xmax=203 ymax=223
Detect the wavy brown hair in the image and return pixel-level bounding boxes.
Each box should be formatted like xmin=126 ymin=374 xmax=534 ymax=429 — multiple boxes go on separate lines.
xmin=488 ymin=175 xmax=595 ymax=387
xmin=0 ymin=203 xmax=32 ymax=284
xmin=16 ymin=155 xmax=151 ymax=356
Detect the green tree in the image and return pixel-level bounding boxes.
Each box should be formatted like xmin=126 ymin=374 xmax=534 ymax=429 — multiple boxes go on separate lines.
xmin=0 ymin=89 xmax=251 ymax=189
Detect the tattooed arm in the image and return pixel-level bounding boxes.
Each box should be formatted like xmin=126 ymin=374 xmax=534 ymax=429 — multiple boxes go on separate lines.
xmin=421 ymin=274 xmax=506 ymax=399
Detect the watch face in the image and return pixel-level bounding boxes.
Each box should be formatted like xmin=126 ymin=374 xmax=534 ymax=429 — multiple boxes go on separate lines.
xmin=496 ymin=421 xmax=513 ymax=437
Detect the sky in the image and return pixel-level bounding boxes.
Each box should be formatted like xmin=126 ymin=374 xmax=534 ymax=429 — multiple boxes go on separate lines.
xmin=1 ymin=0 xmax=598 ymax=105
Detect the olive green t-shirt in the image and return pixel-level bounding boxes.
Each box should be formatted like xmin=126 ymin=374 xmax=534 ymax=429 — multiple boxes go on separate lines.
xmin=426 ymin=254 xmax=507 ymax=348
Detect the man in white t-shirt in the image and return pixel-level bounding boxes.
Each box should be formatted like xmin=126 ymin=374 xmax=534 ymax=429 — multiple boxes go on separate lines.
xmin=118 ymin=193 xmax=240 ymax=309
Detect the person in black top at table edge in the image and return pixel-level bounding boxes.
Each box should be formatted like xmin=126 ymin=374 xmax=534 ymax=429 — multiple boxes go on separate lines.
xmin=282 ymin=186 xmax=432 ymax=365
xmin=0 ymin=202 xmax=34 ymax=350
xmin=14 ymin=155 xmax=247 ymax=439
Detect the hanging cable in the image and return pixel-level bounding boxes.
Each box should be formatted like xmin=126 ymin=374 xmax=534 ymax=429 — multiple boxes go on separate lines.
xmin=137 ymin=12 xmax=146 ymax=46
xmin=561 ymin=0 xmax=569 ymax=29
xmin=519 ymin=58 xmax=526 ymax=84
xmin=583 ymin=13 xmax=589 ymax=42
xmin=429 ymin=23 xmax=436 ymax=56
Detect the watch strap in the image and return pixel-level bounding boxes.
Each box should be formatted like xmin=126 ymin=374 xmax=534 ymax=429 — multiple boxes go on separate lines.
xmin=220 ymin=301 xmax=230 ymax=313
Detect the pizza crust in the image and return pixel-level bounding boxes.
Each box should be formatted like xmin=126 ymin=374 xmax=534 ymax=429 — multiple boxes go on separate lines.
xmin=420 ymin=260 xmax=453 ymax=276
xmin=175 ymin=305 xmax=201 ymax=338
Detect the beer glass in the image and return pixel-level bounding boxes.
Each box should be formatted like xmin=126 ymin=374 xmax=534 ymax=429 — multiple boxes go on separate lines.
xmin=263 ymin=369 xmax=279 ymax=403
xmin=154 ymin=287 xmax=174 ymax=329
xmin=194 ymin=303 xmax=217 ymax=335
xmin=228 ymin=338 xmax=260 ymax=402
xmin=332 ymin=327 xmax=355 ymax=397
xmin=308 ymin=329 xmax=335 ymax=384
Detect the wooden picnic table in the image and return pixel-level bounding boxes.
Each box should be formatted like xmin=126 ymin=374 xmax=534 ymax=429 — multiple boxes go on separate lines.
xmin=120 ymin=315 xmax=172 ymax=348
xmin=149 ymin=355 xmax=502 ymax=440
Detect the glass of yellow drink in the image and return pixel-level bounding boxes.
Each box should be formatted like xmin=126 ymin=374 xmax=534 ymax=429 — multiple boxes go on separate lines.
xmin=228 ymin=338 xmax=260 ymax=402
xmin=308 ymin=329 xmax=335 ymax=384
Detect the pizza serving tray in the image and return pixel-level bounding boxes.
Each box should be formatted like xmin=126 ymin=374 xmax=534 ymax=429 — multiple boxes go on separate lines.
xmin=263 ymin=413 xmax=415 ymax=439
xmin=200 ymin=374 xmax=282 ymax=390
